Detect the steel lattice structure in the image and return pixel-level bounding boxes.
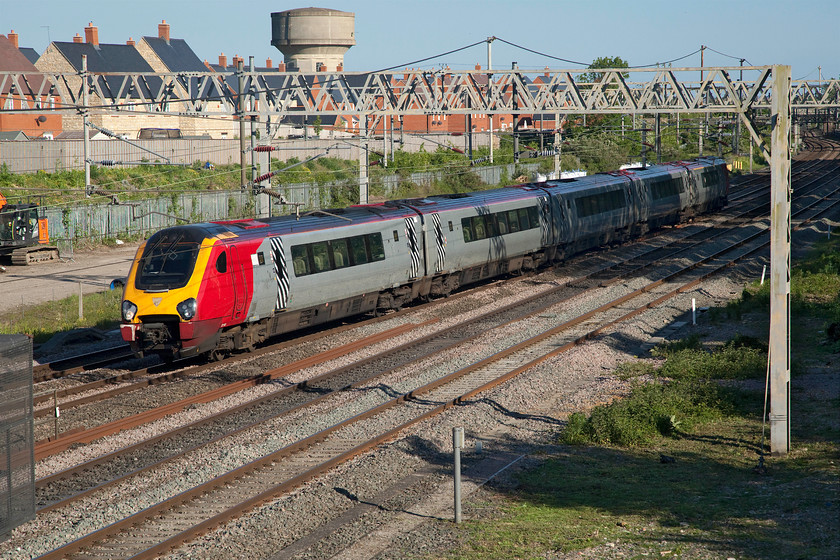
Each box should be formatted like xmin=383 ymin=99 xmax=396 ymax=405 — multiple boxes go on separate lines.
xmin=2 ymin=66 xmax=839 ymax=116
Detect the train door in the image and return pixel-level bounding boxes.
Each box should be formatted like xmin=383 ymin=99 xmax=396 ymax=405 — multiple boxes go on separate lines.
xmin=230 ymin=244 xmax=248 ymax=321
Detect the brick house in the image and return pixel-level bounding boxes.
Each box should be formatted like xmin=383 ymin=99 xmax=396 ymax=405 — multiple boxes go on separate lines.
xmin=0 ymin=32 xmax=62 ymax=138
xmin=134 ymin=21 xmax=237 ymax=139
xmin=34 ymin=23 xmax=179 ymax=138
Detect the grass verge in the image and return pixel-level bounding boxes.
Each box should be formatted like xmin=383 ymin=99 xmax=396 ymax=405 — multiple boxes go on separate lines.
xmin=0 ymin=288 xmax=121 ymax=344
xmin=436 ymin=235 xmax=839 ymax=560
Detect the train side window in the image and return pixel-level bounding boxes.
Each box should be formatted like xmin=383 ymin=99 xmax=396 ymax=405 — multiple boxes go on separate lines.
xmin=461 ymin=217 xmax=473 ymax=242
xmin=485 ymin=214 xmax=498 ymax=237
xmin=472 ymin=216 xmax=487 ymax=240
xmin=215 ymin=250 xmax=227 ymax=273
xmin=331 ymin=239 xmax=350 ymax=268
xmin=496 ymin=212 xmax=509 ymax=235
xmin=291 ymin=245 xmax=310 ymax=276
xmin=368 ymin=233 xmax=386 ymax=261
xmin=517 ymin=208 xmax=530 ymax=230
xmin=311 ymin=242 xmax=330 ymax=273
xmin=448 ymin=221 xmax=453 ymax=232
xmin=527 ymin=206 xmax=540 ymax=229
xmin=393 ymin=230 xmax=399 ymax=242
xmin=349 ymin=235 xmax=368 ymax=265
xmin=506 ymin=210 xmax=520 ymax=233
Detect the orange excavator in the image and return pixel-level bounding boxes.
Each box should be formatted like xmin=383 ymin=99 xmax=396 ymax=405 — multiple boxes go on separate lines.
xmin=0 ymin=192 xmax=59 ymax=265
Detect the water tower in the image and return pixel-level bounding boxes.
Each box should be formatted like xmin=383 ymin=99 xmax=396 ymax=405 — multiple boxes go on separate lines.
xmin=270 ymin=8 xmax=355 ymax=72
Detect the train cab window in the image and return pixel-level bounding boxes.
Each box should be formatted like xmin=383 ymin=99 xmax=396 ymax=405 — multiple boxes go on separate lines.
xmin=369 ymin=233 xmax=385 ymax=261
xmin=291 ymin=245 xmax=310 ymax=276
xmin=257 ymin=252 xmax=265 ymax=266
xmin=215 ymin=251 xmax=227 ymax=273
xmin=331 ymin=239 xmax=350 ymax=269
xmin=349 ymin=235 xmax=368 ymax=265
xmin=311 ymin=242 xmax=330 ymax=273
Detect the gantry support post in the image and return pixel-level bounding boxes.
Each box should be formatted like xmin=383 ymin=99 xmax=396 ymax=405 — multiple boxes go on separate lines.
xmin=769 ymin=65 xmax=792 ymax=455
xmin=359 ymin=116 xmax=369 ymax=204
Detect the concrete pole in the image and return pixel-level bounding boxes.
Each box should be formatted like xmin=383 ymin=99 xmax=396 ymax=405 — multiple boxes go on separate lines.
xmin=359 ymin=116 xmax=369 ymax=204
xmin=769 ymin=65 xmax=792 ymax=455
xmin=554 ymin=114 xmax=561 ymax=177
xmin=655 ymin=113 xmax=662 ymax=164
xmin=383 ymin=115 xmax=389 ymax=168
xmin=389 ymin=115 xmax=395 ymax=162
xmin=249 ymin=57 xmax=257 ymax=186
xmin=82 ymin=55 xmax=91 ymax=196
xmin=512 ymin=62 xmax=519 ymax=163
xmin=238 ymin=59 xmax=247 ymax=191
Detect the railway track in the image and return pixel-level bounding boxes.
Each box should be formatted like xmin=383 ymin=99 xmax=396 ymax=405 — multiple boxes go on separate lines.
xmin=27 ymin=143 xmax=840 ymax=559
xmin=28 ymin=146 xmax=838 ymax=442
xmin=32 ymin=148 xmax=839 ymax=436
xmin=29 ymin=142 xmax=840 ymax=461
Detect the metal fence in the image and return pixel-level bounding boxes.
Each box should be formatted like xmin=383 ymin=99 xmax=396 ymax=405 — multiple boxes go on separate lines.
xmin=38 ymin=161 xmax=542 ymax=254
xmin=0 ymin=133 xmax=494 ymax=174
xmin=0 ymin=335 xmax=35 ymax=541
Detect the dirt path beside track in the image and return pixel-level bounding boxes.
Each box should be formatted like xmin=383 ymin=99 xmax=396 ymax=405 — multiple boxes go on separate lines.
xmin=0 ymin=242 xmax=142 ymax=315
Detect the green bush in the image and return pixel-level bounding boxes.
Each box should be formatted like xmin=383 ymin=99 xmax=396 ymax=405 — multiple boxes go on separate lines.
xmin=560 ymin=378 xmax=727 ymax=446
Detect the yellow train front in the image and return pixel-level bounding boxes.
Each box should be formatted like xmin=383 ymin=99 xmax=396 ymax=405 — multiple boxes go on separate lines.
xmin=120 ymin=224 xmax=241 ymax=361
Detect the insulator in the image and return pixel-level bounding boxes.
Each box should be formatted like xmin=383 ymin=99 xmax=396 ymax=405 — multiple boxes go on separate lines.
xmin=254 ymin=146 xmax=275 ymax=152
xmin=255 ymin=172 xmax=275 ymax=183
xmin=100 ymin=160 xmax=116 ymax=166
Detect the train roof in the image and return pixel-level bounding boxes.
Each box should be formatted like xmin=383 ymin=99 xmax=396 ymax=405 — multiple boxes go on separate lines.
xmin=201 ymin=203 xmax=418 ymax=240
xmin=388 ymin=184 xmax=546 ymax=214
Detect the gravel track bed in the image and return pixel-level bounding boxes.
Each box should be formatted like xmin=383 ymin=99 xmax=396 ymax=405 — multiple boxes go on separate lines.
xmin=18 ymin=246 xmax=742 ymax=558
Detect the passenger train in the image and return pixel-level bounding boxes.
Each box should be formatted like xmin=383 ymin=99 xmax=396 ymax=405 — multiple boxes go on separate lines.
xmin=119 ymin=157 xmax=729 ymax=361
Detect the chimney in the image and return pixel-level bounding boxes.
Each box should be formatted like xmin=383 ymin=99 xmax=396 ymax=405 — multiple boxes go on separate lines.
xmin=8 ymin=30 xmax=18 ymax=49
xmin=218 ymin=53 xmax=227 ymax=68
xmin=126 ymin=37 xmax=135 ymax=46
xmin=317 ymin=63 xmax=326 ymax=72
xmin=336 ymin=63 xmax=343 ymax=72
xmin=265 ymin=57 xmax=272 ymax=68
xmin=158 ymin=20 xmax=170 ymax=43
xmin=475 ymin=63 xmax=481 ymax=71
xmin=544 ymin=66 xmax=550 ymax=78
xmin=84 ymin=22 xmax=98 ymax=47
xmin=278 ymin=61 xmax=286 ymax=72
xmin=73 ymin=33 xmax=83 ymax=44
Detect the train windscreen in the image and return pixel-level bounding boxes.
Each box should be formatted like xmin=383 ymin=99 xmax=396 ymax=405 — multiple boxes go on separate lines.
xmin=135 ymin=227 xmax=203 ymax=290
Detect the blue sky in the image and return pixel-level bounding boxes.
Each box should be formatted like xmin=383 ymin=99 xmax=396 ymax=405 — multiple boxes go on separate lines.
xmin=1 ymin=0 xmax=836 ymax=81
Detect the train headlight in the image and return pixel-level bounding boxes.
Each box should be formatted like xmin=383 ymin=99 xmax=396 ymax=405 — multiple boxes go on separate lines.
xmin=122 ymin=300 xmax=138 ymax=321
xmin=176 ymin=298 xmax=197 ymax=320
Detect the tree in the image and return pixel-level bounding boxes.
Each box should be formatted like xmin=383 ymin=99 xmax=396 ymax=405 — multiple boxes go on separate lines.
xmin=580 ymin=56 xmax=630 ymax=84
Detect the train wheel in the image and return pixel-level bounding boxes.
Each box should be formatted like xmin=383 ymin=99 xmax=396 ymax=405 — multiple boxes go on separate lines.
xmin=210 ymin=348 xmax=228 ymax=362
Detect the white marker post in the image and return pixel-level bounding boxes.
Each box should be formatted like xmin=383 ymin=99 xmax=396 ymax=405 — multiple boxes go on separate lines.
xmin=453 ymin=427 xmax=464 ymax=523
